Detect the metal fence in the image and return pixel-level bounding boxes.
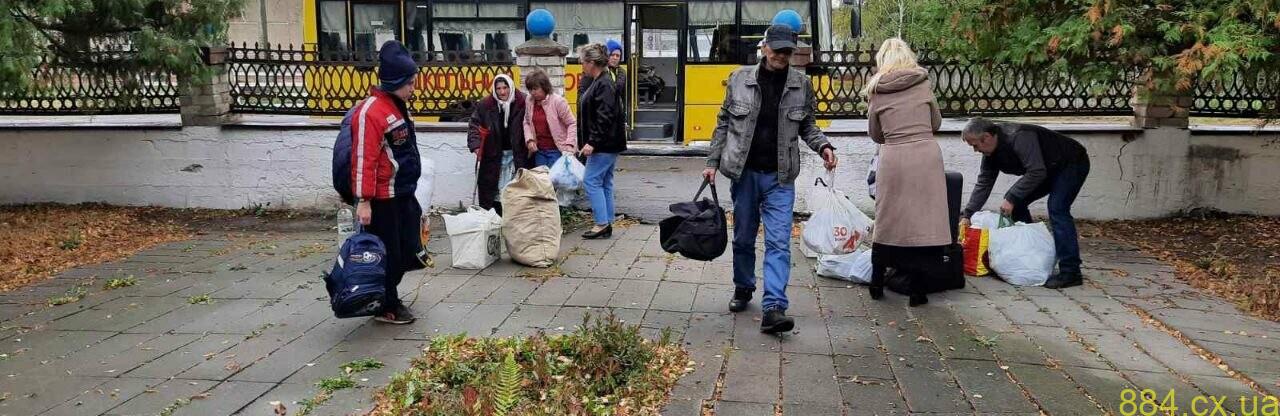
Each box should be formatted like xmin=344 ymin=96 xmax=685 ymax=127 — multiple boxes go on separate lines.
xmin=226 ymin=43 xmax=514 ymax=119
xmin=1191 ymin=69 xmax=1280 ymax=118
xmin=0 ymin=52 xmax=181 ymax=115
xmin=2 ymin=44 xmax=1276 ymax=120
xmin=810 ymin=46 xmax=1279 ymax=120
xmin=810 ymin=49 xmax=1137 ymax=119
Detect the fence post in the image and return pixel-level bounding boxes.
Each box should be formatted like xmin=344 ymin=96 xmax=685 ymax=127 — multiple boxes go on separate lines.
xmin=1131 ymin=87 xmax=1191 ymax=129
xmin=515 ymin=9 xmax=570 ymax=96
xmin=180 ymin=46 xmax=238 ymax=126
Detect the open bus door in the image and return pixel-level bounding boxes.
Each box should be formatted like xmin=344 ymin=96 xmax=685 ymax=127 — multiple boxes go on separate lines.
xmin=625 ymin=2 xmax=685 ymax=143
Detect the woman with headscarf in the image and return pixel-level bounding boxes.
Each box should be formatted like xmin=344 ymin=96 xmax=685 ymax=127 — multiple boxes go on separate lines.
xmin=468 ymin=74 xmax=529 ymax=215
xmin=862 ymin=38 xmax=950 ymax=307
xmin=577 ymin=43 xmax=626 ymax=239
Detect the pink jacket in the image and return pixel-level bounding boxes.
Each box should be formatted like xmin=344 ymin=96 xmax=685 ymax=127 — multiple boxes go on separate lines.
xmin=523 ymin=93 xmax=578 ymax=153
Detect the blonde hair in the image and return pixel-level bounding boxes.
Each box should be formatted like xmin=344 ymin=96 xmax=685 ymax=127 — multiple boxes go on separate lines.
xmin=860 ymin=38 xmax=920 ymax=97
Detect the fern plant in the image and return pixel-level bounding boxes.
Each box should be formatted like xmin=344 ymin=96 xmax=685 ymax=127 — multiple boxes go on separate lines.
xmin=492 ymin=352 xmax=521 ymax=416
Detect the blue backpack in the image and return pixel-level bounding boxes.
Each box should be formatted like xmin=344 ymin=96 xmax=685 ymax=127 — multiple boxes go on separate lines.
xmin=331 ymin=105 xmax=361 ymax=205
xmin=324 ymin=228 xmax=388 ymax=318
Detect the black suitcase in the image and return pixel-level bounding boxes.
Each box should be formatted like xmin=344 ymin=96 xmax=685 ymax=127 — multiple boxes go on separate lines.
xmin=887 ymin=171 xmax=965 ymax=295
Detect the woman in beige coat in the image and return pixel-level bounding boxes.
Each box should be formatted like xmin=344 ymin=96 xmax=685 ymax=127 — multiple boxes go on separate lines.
xmin=863 ymin=38 xmax=951 ymax=307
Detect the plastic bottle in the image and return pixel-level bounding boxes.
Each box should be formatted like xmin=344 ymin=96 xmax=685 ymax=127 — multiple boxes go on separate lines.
xmin=337 ymin=206 xmax=355 ymax=237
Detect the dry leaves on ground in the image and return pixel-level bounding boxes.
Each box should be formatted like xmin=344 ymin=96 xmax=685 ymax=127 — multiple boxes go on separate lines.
xmin=1082 ymin=214 xmax=1280 ymax=321
xmin=0 ymin=203 xmax=193 ymax=292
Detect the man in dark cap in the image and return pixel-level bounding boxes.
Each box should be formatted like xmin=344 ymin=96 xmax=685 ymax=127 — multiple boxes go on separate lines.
xmin=704 ymin=24 xmax=837 ymax=334
xmin=341 ymin=40 xmax=423 ymax=324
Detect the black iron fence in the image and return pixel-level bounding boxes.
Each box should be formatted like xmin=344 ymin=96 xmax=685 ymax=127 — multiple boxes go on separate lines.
xmin=0 ymin=52 xmax=181 ymax=115
xmin=810 ymin=46 xmax=1278 ymax=120
xmin=1 ymin=44 xmax=1276 ymax=120
xmin=1191 ymin=69 xmax=1280 ymax=118
xmin=226 ymin=43 xmax=514 ymax=119
xmin=810 ymin=49 xmax=1136 ymax=119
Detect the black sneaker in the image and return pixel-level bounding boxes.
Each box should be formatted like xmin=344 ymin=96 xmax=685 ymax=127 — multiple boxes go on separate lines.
xmin=374 ymin=304 xmax=416 ymax=324
xmin=1044 ymin=272 xmax=1084 ymax=289
xmin=760 ymin=309 xmax=795 ymax=334
xmin=729 ymin=288 xmax=752 ymax=313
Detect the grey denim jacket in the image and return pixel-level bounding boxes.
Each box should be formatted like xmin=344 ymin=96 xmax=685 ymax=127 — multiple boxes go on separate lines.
xmin=706 ymin=65 xmax=831 ymax=184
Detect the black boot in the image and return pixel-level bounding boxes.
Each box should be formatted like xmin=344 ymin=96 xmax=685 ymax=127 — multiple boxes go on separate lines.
xmin=760 ymin=309 xmax=795 ymax=334
xmin=1044 ymin=271 xmax=1084 ymax=289
xmin=869 ymin=248 xmax=887 ymax=300
xmin=907 ymin=250 xmax=936 ymax=307
xmin=728 ymin=288 xmax=752 ymax=313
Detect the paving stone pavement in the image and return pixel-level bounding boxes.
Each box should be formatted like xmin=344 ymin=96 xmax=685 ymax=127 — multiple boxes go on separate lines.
xmin=0 ymin=224 xmax=1276 ymax=416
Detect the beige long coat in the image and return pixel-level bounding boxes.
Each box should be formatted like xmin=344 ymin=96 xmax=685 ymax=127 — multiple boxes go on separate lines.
xmin=867 ymin=68 xmax=951 ymax=247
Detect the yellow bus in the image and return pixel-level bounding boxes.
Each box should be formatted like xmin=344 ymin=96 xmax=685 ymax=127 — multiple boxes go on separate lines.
xmin=301 ymin=0 xmax=833 ymax=143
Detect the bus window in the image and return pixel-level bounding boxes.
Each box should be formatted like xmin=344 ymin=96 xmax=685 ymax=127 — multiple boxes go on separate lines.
xmin=687 ymin=1 xmax=735 ymax=63
xmin=531 ymin=2 xmax=623 ymax=58
xmin=318 ymin=0 xmax=349 ymax=55
xmin=352 ymin=3 xmax=402 ymax=53
xmin=406 ymin=2 xmax=430 ymax=53
xmin=738 ymin=0 xmax=810 ymax=64
xmin=432 ymin=0 xmax=524 ymax=60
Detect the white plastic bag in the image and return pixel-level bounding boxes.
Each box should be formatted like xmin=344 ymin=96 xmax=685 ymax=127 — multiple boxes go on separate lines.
xmin=969 ymin=211 xmax=1004 ymax=230
xmin=414 ymin=159 xmax=435 ymax=213
xmin=550 ymin=154 xmax=586 ymax=191
xmin=816 ymin=249 xmax=873 ymax=284
xmin=556 ymin=188 xmax=581 ymax=207
xmin=800 ymin=231 xmax=818 ymax=258
xmin=803 ymin=177 xmax=874 ymax=255
xmin=442 ymin=207 xmax=503 ymax=270
xmin=988 ymin=222 xmax=1056 ymax=286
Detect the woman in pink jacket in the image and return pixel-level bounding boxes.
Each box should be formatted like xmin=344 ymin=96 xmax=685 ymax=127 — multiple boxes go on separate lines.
xmin=522 ymin=69 xmax=578 ymax=167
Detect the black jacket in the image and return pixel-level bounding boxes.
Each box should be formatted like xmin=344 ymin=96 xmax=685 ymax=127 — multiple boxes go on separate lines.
xmin=962 ymin=123 xmax=1089 ymax=216
xmin=467 ymin=90 xmax=531 ymax=211
xmin=577 ymin=73 xmax=626 ymax=154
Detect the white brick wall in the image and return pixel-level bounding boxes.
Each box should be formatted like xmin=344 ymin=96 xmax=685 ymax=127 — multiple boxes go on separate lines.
xmin=0 ymin=124 xmax=1277 ymax=219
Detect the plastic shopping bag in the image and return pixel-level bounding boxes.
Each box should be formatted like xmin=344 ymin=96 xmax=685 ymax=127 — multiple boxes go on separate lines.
xmin=803 ymin=177 xmax=874 ymax=255
xmin=816 ymin=249 xmax=873 ymax=284
xmin=443 ymin=207 xmax=503 ymax=270
xmin=550 ymin=154 xmax=586 ymax=191
xmin=987 ymin=222 xmax=1056 ymax=286
xmin=969 ymin=211 xmax=1005 ymax=230
xmin=962 ymin=226 xmax=992 ymax=276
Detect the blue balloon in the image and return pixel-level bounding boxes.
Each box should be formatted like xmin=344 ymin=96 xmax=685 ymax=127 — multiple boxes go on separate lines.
xmin=526 ymin=9 xmax=556 ymax=38
xmin=772 ymin=9 xmax=804 ymax=33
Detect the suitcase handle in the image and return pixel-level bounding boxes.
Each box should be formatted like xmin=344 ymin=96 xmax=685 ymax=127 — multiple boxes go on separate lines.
xmin=694 ymin=178 xmax=720 ymax=206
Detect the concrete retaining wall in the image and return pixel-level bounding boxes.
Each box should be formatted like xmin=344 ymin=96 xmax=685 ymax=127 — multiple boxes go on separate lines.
xmin=1 ymin=122 xmax=1277 ymax=220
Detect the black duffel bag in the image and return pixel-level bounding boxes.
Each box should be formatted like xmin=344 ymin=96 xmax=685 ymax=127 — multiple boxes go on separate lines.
xmin=659 ymin=179 xmax=728 ymax=261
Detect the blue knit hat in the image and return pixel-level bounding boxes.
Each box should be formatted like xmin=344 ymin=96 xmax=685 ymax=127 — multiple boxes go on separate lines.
xmin=605 ymin=39 xmax=623 ymax=56
xmin=378 ymin=40 xmax=417 ymax=92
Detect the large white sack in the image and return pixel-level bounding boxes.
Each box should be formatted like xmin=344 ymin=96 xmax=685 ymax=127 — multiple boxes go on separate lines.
xmin=443 ymin=207 xmax=503 ymax=270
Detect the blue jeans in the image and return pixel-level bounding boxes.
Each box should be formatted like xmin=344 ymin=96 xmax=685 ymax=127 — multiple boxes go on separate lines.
xmin=583 ymin=153 xmax=618 ymax=226
xmin=1011 ymin=161 xmax=1090 ymax=275
xmin=534 ymin=149 xmax=562 ymax=168
xmin=731 ymin=169 xmax=795 ymax=312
